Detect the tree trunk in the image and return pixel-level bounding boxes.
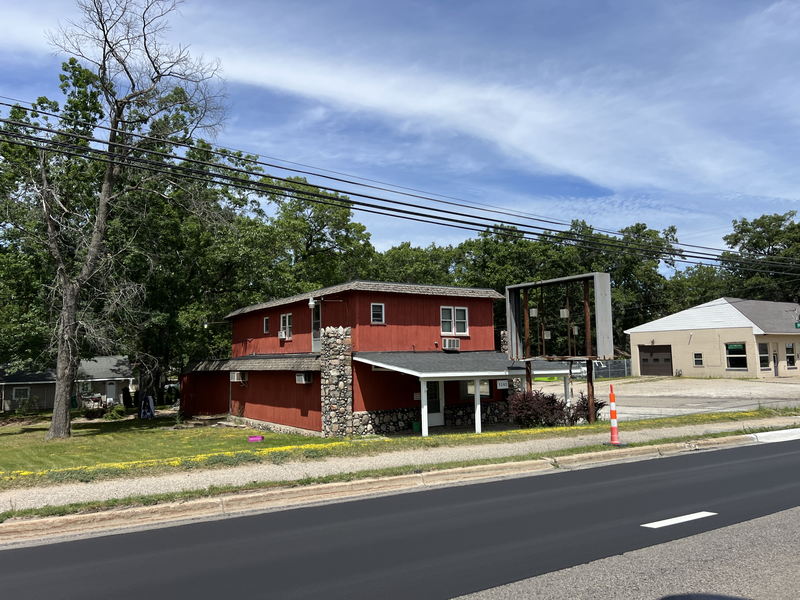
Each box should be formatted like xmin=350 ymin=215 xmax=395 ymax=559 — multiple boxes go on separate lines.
xmin=46 ymin=282 xmax=80 ymax=440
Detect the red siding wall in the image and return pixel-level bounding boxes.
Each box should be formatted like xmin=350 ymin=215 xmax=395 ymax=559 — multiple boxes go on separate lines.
xmin=354 ymin=364 xmax=505 ymax=413
xmin=231 ymin=300 xmax=313 ymax=356
xmin=231 ymin=296 xmax=354 ymax=357
xmin=180 ymin=372 xmax=229 ymax=415
xmin=351 ymin=294 xmax=496 ymax=352
xmin=353 ymin=362 xmax=420 ymax=412
xmin=230 ymin=371 xmax=321 ymax=432
xmin=230 ymin=291 xmax=498 ymax=356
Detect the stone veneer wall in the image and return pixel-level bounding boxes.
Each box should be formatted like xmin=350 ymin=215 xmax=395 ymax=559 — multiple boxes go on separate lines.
xmin=500 ymin=329 xmax=509 ymax=354
xmin=498 ymin=330 xmax=523 ymax=391
xmin=352 ymin=400 xmax=510 ymax=435
xmin=320 ymin=326 xmax=354 ymax=437
xmin=444 ymin=400 xmax=509 ymax=427
xmin=352 ymin=407 xmax=420 ymax=435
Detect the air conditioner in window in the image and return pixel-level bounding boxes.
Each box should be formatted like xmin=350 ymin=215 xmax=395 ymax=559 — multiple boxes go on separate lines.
xmin=442 ymin=337 xmax=460 ymax=352
xmin=229 ymin=371 xmax=247 ymax=383
xmin=295 ymin=372 xmax=312 ymax=384
xmin=277 ymin=330 xmax=288 ymax=340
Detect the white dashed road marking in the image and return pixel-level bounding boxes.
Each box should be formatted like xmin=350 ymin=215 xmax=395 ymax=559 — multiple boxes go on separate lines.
xmin=641 ymin=511 xmax=718 ymax=529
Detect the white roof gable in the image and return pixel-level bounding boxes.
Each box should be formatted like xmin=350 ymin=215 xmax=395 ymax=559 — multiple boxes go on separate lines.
xmin=624 ymin=298 xmax=763 ymax=335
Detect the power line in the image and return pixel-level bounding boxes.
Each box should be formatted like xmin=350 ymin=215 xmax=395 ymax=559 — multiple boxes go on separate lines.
xmin=5 ymin=128 xmax=800 ymax=282
xmin=3 ymin=123 xmax=798 ymax=279
xmin=6 ymin=115 xmax=800 ymax=275
xmin=2 ymin=95 xmax=797 ymax=268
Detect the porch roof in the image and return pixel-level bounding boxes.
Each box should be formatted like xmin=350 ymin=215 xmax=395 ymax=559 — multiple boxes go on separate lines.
xmin=352 ymin=351 xmax=577 ymax=380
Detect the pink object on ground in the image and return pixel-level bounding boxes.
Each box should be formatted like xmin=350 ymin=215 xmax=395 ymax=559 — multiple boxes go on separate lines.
xmin=248 ymin=435 xmax=264 ymax=442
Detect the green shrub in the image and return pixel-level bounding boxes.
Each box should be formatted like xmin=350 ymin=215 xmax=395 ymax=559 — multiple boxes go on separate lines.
xmin=82 ymin=407 xmax=106 ymax=419
xmin=103 ymin=404 xmax=127 ymax=421
xmin=567 ymin=391 xmax=608 ymax=425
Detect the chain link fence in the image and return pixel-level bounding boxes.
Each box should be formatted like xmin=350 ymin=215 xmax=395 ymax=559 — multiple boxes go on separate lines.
xmin=591 ymin=359 xmax=632 ymax=379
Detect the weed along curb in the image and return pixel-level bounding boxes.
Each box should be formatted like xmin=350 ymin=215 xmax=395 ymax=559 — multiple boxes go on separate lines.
xmin=0 ymin=431 xmax=777 ymax=548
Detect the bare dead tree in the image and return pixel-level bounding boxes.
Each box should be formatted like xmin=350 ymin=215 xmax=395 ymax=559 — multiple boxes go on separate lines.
xmin=9 ymin=0 xmax=224 ymax=439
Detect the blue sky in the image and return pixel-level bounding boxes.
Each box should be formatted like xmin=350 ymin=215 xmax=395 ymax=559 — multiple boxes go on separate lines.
xmin=2 ymin=0 xmax=800 ymax=257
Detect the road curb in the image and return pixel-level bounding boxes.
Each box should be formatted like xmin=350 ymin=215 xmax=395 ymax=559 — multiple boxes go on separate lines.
xmin=0 ymin=431 xmax=781 ymax=547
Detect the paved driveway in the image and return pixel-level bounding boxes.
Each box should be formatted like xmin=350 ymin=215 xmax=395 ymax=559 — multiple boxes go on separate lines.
xmin=538 ymin=375 xmax=800 ymax=420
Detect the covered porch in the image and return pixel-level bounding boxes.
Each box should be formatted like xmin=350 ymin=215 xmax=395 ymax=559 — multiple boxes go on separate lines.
xmin=353 ymin=351 xmax=579 ymax=436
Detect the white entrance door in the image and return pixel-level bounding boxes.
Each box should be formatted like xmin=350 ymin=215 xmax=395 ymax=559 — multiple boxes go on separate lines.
xmin=106 ymin=381 xmax=117 ymax=404
xmin=427 ymin=381 xmax=445 ymax=427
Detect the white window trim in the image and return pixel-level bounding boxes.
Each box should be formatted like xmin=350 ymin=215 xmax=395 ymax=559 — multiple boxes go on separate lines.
xmin=787 ymin=343 xmax=797 ymax=369
xmin=440 ymin=306 xmax=469 ymax=336
xmin=465 ymin=379 xmax=491 ymax=399
xmin=12 ymin=387 xmax=30 ymax=401
xmin=693 ymin=352 xmax=704 ymax=367
xmin=280 ymin=313 xmax=293 ymax=339
xmin=263 ymin=316 xmax=270 ymax=334
xmin=370 ymin=303 xmax=385 ymax=325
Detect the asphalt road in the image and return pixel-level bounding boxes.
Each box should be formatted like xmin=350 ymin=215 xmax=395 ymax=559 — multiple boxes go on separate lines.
xmin=2 ymin=440 xmax=799 ymax=600
xmin=459 ymin=506 xmax=800 ymax=600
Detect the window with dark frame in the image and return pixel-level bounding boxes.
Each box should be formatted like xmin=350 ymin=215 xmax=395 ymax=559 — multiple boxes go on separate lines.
xmin=758 ymin=342 xmax=770 ymax=369
xmin=371 ymin=303 xmax=385 ymax=324
xmin=725 ymin=343 xmax=748 ymax=369
xmin=693 ymin=352 xmax=703 ymax=366
xmin=787 ymin=343 xmax=796 ymax=368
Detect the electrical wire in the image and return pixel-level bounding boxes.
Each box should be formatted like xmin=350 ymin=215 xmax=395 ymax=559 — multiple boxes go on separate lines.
xmin=5 ymin=116 xmax=800 ymax=277
xmin=2 ymin=95 xmax=797 ymax=268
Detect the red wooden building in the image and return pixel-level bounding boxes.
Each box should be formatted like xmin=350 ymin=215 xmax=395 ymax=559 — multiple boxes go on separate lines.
xmin=182 ymin=281 xmax=568 ymax=436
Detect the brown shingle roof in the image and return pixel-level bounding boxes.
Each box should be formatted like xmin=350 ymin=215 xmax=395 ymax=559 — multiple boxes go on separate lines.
xmin=225 ymin=280 xmax=504 ymax=319
xmin=188 ymin=354 xmax=321 ymax=372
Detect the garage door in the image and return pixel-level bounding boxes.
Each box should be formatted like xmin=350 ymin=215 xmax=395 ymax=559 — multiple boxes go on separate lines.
xmin=638 ymin=345 xmax=673 ymax=376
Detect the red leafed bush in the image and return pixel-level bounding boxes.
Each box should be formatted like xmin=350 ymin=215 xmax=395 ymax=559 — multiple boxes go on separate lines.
xmin=508 ymin=389 xmax=566 ymax=428
xmin=509 ymin=389 xmax=608 ymax=428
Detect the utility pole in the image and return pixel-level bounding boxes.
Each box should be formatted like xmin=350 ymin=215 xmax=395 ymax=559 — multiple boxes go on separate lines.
xmin=583 ymin=280 xmax=596 ymax=423
xmin=523 ymin=289 xmax=532 ymax=391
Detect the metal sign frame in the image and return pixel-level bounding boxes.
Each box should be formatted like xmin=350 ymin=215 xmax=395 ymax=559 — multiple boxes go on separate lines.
xmin=506 ymin=272 xmax=613 ymax=361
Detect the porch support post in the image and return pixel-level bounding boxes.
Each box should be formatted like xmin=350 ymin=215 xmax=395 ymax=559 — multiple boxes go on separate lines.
xmin=420 ymin=379 xmax=429 ymax=437
xmin=563 ymin=375 xmax=571 ymax=407
xmin=473 ymin=378 xmax=482 ymax=434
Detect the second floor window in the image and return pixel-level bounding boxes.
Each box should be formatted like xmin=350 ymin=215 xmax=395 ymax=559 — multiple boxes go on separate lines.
xmin=280 ymin=313 xmax=293 ymax=338
xmin=441 ymin=306 xmax=468 ymax=335
xmin=371 ymin=303 xmax=385 ymax=324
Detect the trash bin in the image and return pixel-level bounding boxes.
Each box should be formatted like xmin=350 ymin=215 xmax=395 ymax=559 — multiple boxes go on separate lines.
xmin=412 ymin=420 xmax=421 ymax=433
xmin=70 ymin=395 xmax=78 ymax=409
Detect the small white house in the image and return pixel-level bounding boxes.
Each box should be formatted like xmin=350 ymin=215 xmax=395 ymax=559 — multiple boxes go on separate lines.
xmin=625 ymin=298 xmax=800 ymax=378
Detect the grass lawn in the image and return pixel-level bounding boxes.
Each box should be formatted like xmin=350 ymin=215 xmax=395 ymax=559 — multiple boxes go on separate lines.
xmin=0 ymin=413 xmax=329 ymax=474
xmin=1 ymin=406 xmax=797 ymax=489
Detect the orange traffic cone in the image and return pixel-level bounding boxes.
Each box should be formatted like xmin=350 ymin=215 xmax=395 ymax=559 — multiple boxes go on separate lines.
xmin=609 ymin=384 xmax=621 ymax=446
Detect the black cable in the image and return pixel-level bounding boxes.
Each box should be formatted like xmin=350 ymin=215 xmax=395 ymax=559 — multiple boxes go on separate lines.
xmin=5 ymin=118 xmax=798 ymax=275
xmin=4 ymin=130 xmax=799 ymax=281
xmin=2 ymin=96 xmax=796 ymax=267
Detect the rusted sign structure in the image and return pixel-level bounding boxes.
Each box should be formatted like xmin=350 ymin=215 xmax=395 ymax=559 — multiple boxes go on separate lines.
xmin=505 ymin=273 xmax=613 ymax=422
